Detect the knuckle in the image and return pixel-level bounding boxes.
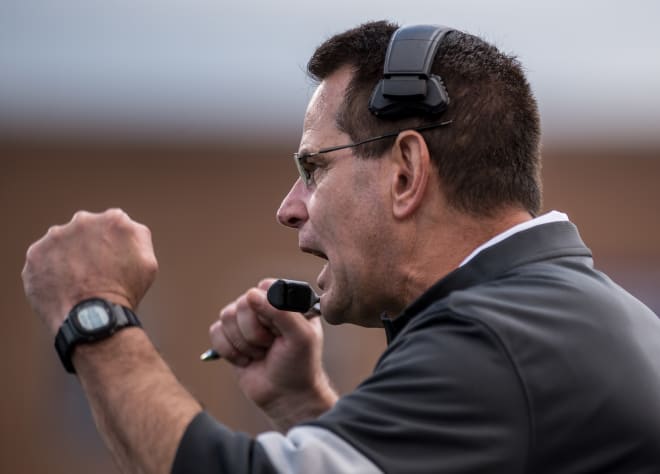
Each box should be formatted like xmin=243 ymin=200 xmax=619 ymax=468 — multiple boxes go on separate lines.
xmin=25 ymin=242 xmax=37 ymax=261
xmin=72 ymin=210 xmax=91 ymax=222
xmin=223 ymin=318 xmax=260 ymax=358
xmin=46 ymin=224 xmax=61 ymax=236
xmin=105 ymin=207 xmax=125 ymax=217
xmin=208 ymin=321 xmax=223 ymax=343
xmin=221 ymin=346 xmax=240 ymax=361
xmin=210 ymin=325 xmax=243 ymax=362
xmin=225 ymin=333 xmax=253 ymax=358
xmin=142 ymin=252 xmax=158 ymax=273
xmin=147 ymin=257 xmax=159 ymax=275
xmin=236 ymin=293 xmax=250 ymax=310
xmin=237 ymin=313 xmax=257 ymax=338
xmin=137 ymin=223 xmax=153 ymax=242
xmin=246 ymin=287 xmax=263 ymax=303
xmin=240 ymin=318 xmax=273 ymax=348
xmin=219 ymin=305 xmax=237 ymax=324
xmin=105 ymin=208 xmax=128 ymax=226
xmin=210 ymin=334 xmax=238 ymax=362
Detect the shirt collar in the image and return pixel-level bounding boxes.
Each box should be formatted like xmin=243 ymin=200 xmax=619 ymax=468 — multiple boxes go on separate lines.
xmin=381 ymin=214 xmax=589 ymax=344
xmin=459 ymin=210 xmax=569 ymax=267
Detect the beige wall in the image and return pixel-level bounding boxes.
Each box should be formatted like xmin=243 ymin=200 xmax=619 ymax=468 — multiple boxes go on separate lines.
xmin=1 ymin=140 xmax=658 ymax=473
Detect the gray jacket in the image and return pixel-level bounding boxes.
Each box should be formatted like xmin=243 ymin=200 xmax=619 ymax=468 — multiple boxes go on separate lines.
xmin=173 ymin=221 xmax=660 ymax=473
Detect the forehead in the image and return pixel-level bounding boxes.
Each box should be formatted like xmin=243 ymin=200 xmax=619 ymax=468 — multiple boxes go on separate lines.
xmin=300 ymin=67 xmax=353 ymax=151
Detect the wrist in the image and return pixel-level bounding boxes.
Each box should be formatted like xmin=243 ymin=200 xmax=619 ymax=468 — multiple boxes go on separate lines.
xmin=55 ymin=298 xmax=142 ymax=374
xmin=72 ymin=327 xmax=150 ymax=376
xmin=265 ymin=374 xmax=338 ymax=432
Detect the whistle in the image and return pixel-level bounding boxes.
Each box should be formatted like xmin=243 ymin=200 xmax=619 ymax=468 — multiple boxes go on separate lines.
xmin=200 ymin=279 xmax=320 ymax=361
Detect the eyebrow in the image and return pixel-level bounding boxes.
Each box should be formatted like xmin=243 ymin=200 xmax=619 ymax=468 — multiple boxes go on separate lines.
xmin=295 ymin=148 xmax=329 ymax=162
xmin=296 ymin=148 xmax=313 ymax=159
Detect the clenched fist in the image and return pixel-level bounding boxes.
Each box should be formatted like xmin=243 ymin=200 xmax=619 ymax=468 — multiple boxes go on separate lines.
xmin=22 ymin=209 xmax=158 ymax=336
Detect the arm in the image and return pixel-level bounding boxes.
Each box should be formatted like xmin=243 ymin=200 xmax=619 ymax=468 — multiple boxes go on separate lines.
xmin=74 ymin=329 xmax=201 ymax=474
xmin=22 ymin=209 xmax=338 ymax=473
xmin=22 ymin=209 xmax=201 ymax=473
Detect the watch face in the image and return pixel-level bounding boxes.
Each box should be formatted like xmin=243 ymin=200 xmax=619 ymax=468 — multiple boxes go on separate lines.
xmin=78 ymin=305 xmax=110 ymax=331
xmin=73 ymin=300 xmax=114 ymax=334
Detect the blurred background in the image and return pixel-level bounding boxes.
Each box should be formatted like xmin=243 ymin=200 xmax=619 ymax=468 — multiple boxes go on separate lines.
xmin=1 ymin=1 xmax=659 ymax=472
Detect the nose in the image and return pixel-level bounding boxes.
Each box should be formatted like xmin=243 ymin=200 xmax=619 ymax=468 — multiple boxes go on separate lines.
xmin=276 ymin=179 xmax=309 ymax=229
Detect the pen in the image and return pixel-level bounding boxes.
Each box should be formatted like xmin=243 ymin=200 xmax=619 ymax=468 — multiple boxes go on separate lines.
xmin=200 ymin=279 xmax=321 ymax=361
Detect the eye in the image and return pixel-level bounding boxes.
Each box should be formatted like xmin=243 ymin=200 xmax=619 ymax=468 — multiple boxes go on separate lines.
xmin=299 ymin=156 xmax=324 ymax=186
xmin=301 ymin=158 xmax=318 ymax=177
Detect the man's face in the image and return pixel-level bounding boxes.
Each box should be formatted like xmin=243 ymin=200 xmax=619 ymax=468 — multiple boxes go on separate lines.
xmin=277 ymin=68 xmax=396 ymax=327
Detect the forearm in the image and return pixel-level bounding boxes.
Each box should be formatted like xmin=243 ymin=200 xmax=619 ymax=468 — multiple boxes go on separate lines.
xmin=73 ymin=327 xmax=202 ymax=474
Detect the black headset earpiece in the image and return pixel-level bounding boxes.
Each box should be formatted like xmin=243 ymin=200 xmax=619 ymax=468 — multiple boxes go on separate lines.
xmin=369 ymin=25 xmax=453 ymax=120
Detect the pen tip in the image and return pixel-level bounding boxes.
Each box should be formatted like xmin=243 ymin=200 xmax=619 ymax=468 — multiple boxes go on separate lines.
xmin=200 ymin=349 xmax=220 ymax=361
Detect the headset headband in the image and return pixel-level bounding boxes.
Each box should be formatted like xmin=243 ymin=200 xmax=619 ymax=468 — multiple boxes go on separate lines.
xmin=369 ymin=24 xmax=453 ymax=120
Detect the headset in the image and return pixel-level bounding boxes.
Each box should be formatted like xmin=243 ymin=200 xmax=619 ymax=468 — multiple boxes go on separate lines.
xmin=369 ymin=25 xmax=454 ymax=120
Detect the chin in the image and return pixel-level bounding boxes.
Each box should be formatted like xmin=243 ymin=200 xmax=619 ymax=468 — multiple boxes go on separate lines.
xmin=322 ymin=314 xmax=345 ymax=326
xmin=319 ymin=301 xmax=346 ymax=326
xmin=321 ymin=301 xmax=378 ymax=328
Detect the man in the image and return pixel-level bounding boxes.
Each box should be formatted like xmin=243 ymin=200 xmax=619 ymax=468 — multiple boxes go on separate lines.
xmin=22 ymin=20 xmax=660 ymax=473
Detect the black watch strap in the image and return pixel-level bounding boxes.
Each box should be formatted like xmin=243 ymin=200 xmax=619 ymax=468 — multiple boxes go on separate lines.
xmin=55 ymin=300 xmax=141 ymax=374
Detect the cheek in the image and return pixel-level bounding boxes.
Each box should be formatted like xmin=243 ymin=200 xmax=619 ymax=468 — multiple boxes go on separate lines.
xmin=343 ymin=197 xmax=390 ymax=267
xmin=309 ymin=161 xmax=391 ymax=255
xmin=307 ymin=180 xmax=354 ymax=232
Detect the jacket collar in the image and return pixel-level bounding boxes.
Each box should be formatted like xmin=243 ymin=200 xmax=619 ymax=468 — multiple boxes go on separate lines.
xmin=381 ymin=221 xmax=592 ymax=344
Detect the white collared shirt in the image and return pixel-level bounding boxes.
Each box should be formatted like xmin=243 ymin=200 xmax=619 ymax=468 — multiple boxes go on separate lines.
xmin=459 ymin=210 xmax=570 ymax=267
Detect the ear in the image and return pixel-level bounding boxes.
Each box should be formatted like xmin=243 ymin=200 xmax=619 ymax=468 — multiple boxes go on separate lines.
xmin=390 ymin=130 xmax=432 ymax=219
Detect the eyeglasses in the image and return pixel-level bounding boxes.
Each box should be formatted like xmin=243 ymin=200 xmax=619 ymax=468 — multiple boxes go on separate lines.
xmin=293 ymin=119 xmax=452 ymax=187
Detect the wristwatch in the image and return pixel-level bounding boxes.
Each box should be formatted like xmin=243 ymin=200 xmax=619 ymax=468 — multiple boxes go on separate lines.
xmin=55 ymin=298 xmax=142 ymax=374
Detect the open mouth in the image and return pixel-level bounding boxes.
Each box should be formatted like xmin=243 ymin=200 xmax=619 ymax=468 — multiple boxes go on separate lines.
xmin=300 ymin=246 xmax=329 ymax=291
xmin=301 ymin=246 xmax=328 ymax=261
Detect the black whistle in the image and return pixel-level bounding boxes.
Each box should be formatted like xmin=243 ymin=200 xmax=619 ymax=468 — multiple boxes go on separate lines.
xmin=266 ymin=278 xmax=320 ymax=313
xmin=200 ymin=279 xmax=320 ymax=361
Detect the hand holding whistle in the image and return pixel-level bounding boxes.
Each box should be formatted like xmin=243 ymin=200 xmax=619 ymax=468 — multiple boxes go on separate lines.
xmin=200 ymin=279 xmax=320 ymax=361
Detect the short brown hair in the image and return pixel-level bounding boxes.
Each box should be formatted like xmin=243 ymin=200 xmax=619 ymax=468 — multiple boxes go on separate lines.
xmin=308 ymin=20 xmax=542 ymax=216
